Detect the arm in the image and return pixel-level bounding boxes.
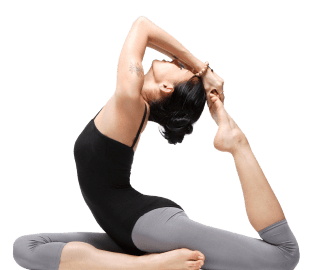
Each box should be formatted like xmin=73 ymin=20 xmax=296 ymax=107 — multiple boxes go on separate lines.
xmin=146 ymin=41 xmax=197 ymax=73
xmin=145 ymin=17 xmax=205 ymax=75
xmin=115 ymin=17 xmax=147 ymax=100
xmin=115 ymin=16 xmax=206 ymax=99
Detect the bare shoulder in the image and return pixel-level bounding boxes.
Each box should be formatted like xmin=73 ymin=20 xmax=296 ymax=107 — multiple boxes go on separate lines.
xmin=94 ymin=93 xmax=149 ymax=149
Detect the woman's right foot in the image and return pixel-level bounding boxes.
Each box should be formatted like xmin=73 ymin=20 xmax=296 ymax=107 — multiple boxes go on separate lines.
xmin=208 ymin=91 xmax=248 ymax=154
xmin=139 ymin=248 xmax=205 ymax=270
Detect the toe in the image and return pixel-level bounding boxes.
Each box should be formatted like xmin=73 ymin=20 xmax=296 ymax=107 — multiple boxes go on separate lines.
xmin=186 ymin=260 xmax=203 ymax=269
xmin=188 ymin=250 xmax=202 ymax=261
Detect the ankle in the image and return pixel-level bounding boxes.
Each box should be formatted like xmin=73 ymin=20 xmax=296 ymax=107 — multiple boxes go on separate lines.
xmin=135 ymin=253 xmax=160 ymax=270
xmin=231 ymin=138 xmax=250 ymax=157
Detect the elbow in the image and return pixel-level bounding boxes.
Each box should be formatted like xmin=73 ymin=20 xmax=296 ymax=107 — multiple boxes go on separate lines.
xmin=133 ymin=16 xmax=149 ymax=29
xmin=135 ymin=16 xmax=148 ymax=23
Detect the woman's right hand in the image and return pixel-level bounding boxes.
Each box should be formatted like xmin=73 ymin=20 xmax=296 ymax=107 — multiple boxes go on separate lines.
xmin=200 ymin=68 xmax=225 ymax=107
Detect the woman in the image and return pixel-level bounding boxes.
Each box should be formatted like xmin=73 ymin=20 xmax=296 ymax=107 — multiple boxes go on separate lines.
xmin=13 ymin=17 xmax=299 ymax=270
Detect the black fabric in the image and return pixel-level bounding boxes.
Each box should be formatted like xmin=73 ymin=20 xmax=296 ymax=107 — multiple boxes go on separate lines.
xmin=73 ymin=103 xmax=183 ymax=255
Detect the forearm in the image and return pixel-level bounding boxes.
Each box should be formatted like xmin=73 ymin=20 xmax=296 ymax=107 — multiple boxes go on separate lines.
xmin=146 ymin=42 xmax=196 ymax=73
xmin=146 ymin=41 xmax=177 ymax=60
xmin=141 ymin=17 xmax=205 ymax=73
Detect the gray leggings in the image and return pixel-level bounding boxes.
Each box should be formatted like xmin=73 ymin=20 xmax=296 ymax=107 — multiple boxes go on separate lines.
xmin=13 ymin=207 xmax=300 ymax=270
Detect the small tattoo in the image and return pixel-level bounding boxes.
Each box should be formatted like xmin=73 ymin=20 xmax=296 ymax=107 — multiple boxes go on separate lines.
xmin=129 ymin=62 xmax=144 ymax=77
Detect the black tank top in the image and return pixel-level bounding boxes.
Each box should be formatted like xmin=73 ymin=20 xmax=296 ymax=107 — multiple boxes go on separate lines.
xmin=73 ymin=103 xmax=183 ymax=255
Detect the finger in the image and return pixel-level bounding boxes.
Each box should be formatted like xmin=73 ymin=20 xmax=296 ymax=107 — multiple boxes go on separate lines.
xmin=208 ymin=94 xmax=215 ymax=112
xmin=209 ymin=93 xmax=218 ymax=107
xmin=214 ymin=94 xmax=224 ymax=111
xmin=210 ymin=93 xmax=218 ymax=102
xmin=209 ymin=98 xmax=219 ymax=125
xmin=208 ymin=94 xmax=218 ymax=114
xmin=219 ymin=92 xmax=225 ymax=104
xmin=219 ymin=89 xmax=225 ymax=102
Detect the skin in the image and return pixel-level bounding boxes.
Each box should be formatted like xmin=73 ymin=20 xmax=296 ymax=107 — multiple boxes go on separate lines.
xmin=59 ymin=60 xmax=207 ymax=270
xmin=141 ymin=58 xmax=195 ymax=103
xmin=60 ymin=90 xmax=293 ymax=270
xmin=208 ymin=92 xmax=286 ymax=232
xmin=59 ymin=244 xmax=205 ymax=270
xmin=59 ymin=67 xmax=296 ymax=270
xmin=62 ymin=58 xmax=294 ymax=269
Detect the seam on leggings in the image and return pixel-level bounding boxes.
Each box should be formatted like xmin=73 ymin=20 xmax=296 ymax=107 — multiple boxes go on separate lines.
xmin=258 ymin=219 xmax=287 ymax=236
xmin=53 ymin=242 xmax=67 ymax=270
xmin=165 ymin=209 xmax=185 ymax=223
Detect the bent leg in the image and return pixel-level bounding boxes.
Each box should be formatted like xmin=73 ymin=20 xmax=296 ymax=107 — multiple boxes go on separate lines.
xmin=13 ymin=231 xmax=127 ymax=270
xmin=132 ymin=207 xmax=300 ymax=270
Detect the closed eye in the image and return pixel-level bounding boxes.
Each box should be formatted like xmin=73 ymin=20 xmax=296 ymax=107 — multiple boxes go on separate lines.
xmin=170 ymin=59 xmax=184 ymax=70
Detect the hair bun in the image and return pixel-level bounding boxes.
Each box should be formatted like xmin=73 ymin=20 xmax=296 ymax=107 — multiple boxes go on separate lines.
xmin=185 ymin=124 xmax=193 ymax=134
xmin=166 ymin=118 xmax=193 ymax=134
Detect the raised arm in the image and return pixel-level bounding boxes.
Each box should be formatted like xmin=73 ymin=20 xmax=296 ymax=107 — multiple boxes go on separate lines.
xmin=115 ymin=16 xmax=206 ymax=100
xmin=146 ymin=41 xmax=197 ymax=74
xmin=145 ymin=18 xmax=204 ymax=74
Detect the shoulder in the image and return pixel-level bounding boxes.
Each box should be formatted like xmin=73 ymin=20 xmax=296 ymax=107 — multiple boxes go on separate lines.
xmin=113 ymin=92 xmax=149 ymax=123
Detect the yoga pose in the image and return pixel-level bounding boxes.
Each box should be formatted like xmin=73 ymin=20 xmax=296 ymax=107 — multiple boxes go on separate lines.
xmin=13 ymin=17 xmax=300 ymax=270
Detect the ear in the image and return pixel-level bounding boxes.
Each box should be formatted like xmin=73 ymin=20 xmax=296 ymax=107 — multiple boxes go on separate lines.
xmin=159 ymin=83 xmax=174 ymax=94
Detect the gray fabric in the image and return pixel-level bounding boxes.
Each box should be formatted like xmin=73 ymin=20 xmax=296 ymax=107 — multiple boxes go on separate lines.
xmin=13 ymin=232 xmax=127 ymax=270
xmin=12 ymin=207 xmax=300 ymax=270
xmin=131 ymin=207 xmax=300 ymax=270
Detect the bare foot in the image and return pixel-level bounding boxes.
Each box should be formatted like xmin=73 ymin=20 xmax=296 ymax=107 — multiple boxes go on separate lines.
xmin=209 ymin=91 xmax=248 ymax=154
xmin=139 ymin=248 xmax=205 ymax=270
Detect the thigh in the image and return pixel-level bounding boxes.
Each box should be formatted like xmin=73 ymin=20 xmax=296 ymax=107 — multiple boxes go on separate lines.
xmin=131 ymin=207 xmax=298 ymax=270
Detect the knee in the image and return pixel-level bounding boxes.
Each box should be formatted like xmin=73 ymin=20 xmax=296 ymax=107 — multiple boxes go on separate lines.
xmin=272 ymin=244 xmax=300 ymax=270
xmin=13 ymin=235 xmax=31 ymax=268
xmin=287 ymin=246 xmax=300 ymax=270
xmin=13 ymin=233 xmax=58 ymax=269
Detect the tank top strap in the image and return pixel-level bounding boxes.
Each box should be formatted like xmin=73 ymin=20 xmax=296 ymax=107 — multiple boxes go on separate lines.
xmin=131 ymin=103 xmax=147 ymax=149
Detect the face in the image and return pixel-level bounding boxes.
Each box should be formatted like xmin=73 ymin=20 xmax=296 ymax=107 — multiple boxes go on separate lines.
xmin=142 ymin=59 xmax=195 ymax=102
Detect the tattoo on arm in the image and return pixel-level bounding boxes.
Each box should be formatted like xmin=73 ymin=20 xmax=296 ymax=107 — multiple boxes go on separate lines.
xmin=129 ymin=62 xmax=144 ymax=77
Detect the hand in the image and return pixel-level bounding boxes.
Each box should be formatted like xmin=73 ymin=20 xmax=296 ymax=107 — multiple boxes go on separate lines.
xmin=200 ymin=67 xmax=225 ymax=107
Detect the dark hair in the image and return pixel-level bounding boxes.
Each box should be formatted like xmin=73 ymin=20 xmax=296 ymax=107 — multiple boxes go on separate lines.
xmin=148 ymin=75 xmax=206 ymax=145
